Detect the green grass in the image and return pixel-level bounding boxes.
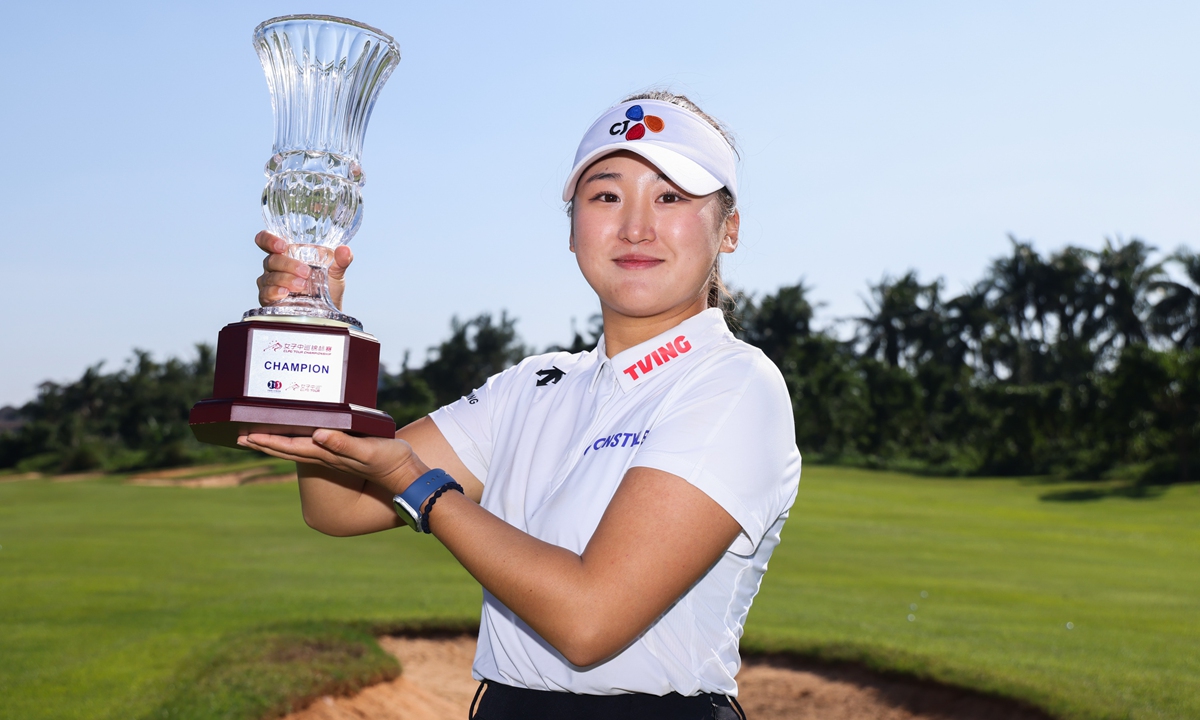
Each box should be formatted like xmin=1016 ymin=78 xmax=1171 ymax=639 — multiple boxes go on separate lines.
xmin=146 ymin=621 xmax=399 ymax=720
xmin=0 ymin=467 xmax=1196 ymax=719
xmin=747 ymin=468 xmax=1200 ymax=720
xmin=0 ymin=477 xmax=479 ymax=720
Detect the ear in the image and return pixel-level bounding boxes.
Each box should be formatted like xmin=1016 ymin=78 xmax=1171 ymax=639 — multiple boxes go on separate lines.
xmin=568 ymin=202 xmax=577 ymax=253
xmin=719 ymin=210 xmax=740 ymax=254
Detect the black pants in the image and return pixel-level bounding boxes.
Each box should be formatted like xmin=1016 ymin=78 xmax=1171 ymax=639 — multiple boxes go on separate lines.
xmin=470 ymin=680 xmax=747 ymax=720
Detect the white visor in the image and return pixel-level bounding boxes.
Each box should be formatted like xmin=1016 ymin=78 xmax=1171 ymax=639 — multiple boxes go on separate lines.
xmin=562 ymin=99 xmax=738 ymax=203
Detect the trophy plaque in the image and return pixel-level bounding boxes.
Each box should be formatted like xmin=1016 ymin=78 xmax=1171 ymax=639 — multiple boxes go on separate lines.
xmin=190 ymin=15 xmax=401 ymax=448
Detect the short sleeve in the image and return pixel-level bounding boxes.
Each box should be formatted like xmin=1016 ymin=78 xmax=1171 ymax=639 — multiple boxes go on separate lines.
xmin=631 ymin=351 xmax=802 ymax=555
xmin=429 ymin=380 xmax=496 ymax=485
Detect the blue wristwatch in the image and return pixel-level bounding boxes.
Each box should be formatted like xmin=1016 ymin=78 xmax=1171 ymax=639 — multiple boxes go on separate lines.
xmin=392 ymin=468 xmax=457 ymax=532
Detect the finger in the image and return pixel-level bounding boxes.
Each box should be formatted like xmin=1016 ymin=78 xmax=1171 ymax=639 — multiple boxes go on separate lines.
xmin=256 ymin=273 xmax=300 ymax=305
xmin=261 ymin=271 xmax=311 ymax=293
xmin=244 ymin=433 xmax=329 ymax=457
xmin=329 ymin=246 xmax=354 ymax=280
xmin=310 ymin=430 xmax=404 ymax=480
xmin=255 ymin=230 xmax=288 ymax=254
xmin=263 ymin=253 xmax=311 ymax=278
xmin=311 ymin=429 xmax=373 ymax=467
xmin=258 ymin=284 xmax=290 ymax=305
xmin=239 ymin=435 xmax=313 ymax=463
xmin=239 ymin=440 xmax=316 ymax=465
xmin=241 ymin=434 xmax=350 ymax=469
xmin=312 ymin=431 xmax=421 ymax=492
xmin=241 ymin=433 xmax=323 ymax=458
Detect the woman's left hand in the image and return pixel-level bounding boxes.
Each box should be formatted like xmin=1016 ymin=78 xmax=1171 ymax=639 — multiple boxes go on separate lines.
xmin=239 ymin=430 xmax=429 ymax=495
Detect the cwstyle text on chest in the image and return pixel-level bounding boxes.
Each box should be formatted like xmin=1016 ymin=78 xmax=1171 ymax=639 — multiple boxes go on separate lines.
xmin=584 ymin=429 xmax=650 ymax=456
xmin=622 ymin=335 xmax=692 ymax=381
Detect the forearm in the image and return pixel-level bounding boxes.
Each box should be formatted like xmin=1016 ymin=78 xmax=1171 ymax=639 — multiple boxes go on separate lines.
xmin=421 ymin=464 xmax=741 ymax=667
xmin=242 ymin=428 xmax=739 ymax=666
xmin=427 ymin=490 xmax=665 ymax=666
xmin=297 ymin=463 xmax=402 ymax=536
xmin=284 ymin=417 xmax=481 ymax=537
xmin=306 ymin=473 xmax=612 ymax=653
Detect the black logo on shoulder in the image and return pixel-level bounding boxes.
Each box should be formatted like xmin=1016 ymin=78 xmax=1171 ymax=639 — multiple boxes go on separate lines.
xmin=535 ymin=366 xmax=565 ymax=386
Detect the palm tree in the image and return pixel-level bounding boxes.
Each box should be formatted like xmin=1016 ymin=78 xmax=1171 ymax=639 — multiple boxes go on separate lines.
xmin=738 ymin=281 xmax=817 ymax=366
xmin=981 ymin=238 xmax=1050 ymax=384
xmin=1090 ymin=237 xmax=1163 ymax=356
xmin=1040 ymin=245 xmax=1100 ymax=382
xmin=942 ymin=282 xmax=993 ymax=376
xmin=1150 ymin=247 xmax=1200 ymax=350
xmin=419 ymin=312 xmax=527 ymax=406
xmin=857 ymin=271 xmax=943 ymax=369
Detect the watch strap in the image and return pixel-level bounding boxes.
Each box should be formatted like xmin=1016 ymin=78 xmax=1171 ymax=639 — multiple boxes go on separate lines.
xmin=392 ymin=468 xmax=453 ymax=531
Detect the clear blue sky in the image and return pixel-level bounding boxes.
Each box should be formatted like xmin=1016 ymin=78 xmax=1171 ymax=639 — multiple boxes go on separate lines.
xmin=3 ymin=1 xmax=1198 ymax=406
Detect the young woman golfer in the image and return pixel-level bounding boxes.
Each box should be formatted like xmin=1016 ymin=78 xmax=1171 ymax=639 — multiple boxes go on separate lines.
xmin=244 ymin=92 xmax=802 ymax=719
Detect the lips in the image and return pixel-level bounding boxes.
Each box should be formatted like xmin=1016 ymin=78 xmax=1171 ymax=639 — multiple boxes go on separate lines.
xmin=614 ymin=253 xmax=664 ymax=270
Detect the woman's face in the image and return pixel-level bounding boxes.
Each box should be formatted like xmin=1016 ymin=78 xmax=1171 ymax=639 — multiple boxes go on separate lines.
xmin=570 ymin=151 xmax=739 ymax=321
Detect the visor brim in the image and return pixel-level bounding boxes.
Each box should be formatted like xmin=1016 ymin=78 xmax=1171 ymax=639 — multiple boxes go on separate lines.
xmin=561 ymin=143 xmax=726 ymax=202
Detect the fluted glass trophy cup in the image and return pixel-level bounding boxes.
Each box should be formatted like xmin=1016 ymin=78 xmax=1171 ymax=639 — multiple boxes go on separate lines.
xmin=190 ymin=15 xmax=400 ymax=448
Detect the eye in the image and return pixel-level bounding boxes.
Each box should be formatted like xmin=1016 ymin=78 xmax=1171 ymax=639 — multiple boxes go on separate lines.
xmin=589 ymin=192 xmax=620 ymax=203
xmin=659 ymin=192 xmax=685 ymax=203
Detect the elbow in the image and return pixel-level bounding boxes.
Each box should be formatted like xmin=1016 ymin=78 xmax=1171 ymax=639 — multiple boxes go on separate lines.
xmin=302 ymin=506 xmax=354 ymax=537
xmin=559 ymin=641 xmax=607 ymax=669
xmin=562 ymin=647 xmax=609 ymax=669
xmin=555 ymin=621 xmax=629 ymax=668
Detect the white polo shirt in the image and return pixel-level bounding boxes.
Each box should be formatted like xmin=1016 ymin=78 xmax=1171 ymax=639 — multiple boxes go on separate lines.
xmin=430 ymin=308 xmax=802 ymax=697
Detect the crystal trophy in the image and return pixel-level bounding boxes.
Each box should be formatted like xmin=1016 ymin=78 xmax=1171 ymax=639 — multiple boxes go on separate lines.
xmin=190 ymin=15 xmax=401 ymax=448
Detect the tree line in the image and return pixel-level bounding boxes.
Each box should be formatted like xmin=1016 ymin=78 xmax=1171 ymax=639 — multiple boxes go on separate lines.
xmin=734 ymin=238 xmax=1198 ymax=482
xmin=0 ymin=314 xmax=531 ymax=475
xmin=2 ymin=238 xmax=1196 ymax=483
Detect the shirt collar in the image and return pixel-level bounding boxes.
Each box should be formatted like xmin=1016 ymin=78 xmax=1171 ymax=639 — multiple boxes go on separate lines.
xmin=587 ymin=336 xmax=611 ymax=393
xmin=594 ymin=308 xmax=730 ymax=394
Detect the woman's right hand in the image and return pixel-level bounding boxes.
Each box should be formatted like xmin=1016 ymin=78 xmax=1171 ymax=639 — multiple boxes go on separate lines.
xmin=254 ymin=231 xmax=354 ymax=309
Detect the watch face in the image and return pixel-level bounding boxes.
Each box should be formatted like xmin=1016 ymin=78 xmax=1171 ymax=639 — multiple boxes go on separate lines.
xmin=393 ymin=495 xmax=421 ymax=531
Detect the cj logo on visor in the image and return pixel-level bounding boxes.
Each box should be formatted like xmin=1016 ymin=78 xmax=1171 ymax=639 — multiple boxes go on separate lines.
xmin=608 ymin=105 xmax=664 ymax=141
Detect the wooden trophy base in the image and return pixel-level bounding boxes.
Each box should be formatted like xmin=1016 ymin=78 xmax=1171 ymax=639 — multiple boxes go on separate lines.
xmin=189 ymin=317 xmax=395 ymax=449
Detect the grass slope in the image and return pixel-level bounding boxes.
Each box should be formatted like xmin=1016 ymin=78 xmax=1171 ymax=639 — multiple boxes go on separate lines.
xmin=0 ymin=478 xmax=479 ymax=720
xmin=749 ymin=467 xmax=1200 ymax=720
xmin=0 ymin=468 xmax=1196 ymax=719
xmin=146 ymin=621 xmax=399 ymax=720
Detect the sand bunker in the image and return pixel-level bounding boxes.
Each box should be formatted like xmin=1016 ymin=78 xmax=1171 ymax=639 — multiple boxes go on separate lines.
xmin=1 ymin=471 xmax=106 ymax=483
xmin=283 ymin=635 xmax=1052 ymax=720
xmin=0 ymin=465 xmax=296 ymax=487
xmin=126 ymin=464 xmax=296 ymax=488
xmin=285 ymin=636 xmax=479 ymax=720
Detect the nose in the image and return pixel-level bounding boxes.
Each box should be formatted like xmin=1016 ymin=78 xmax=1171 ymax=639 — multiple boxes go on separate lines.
xmin=618 ymin=196 xmax=656 ymax=245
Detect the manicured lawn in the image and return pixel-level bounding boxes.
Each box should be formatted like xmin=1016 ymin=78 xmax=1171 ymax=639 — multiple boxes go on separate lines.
xmin=747 ymin=468 xmax=1200 ymax=720
xmin=0 ymin=467 xmax=1196 ymax=719
xmin=0 ymin=477 xmax=479 ymax=720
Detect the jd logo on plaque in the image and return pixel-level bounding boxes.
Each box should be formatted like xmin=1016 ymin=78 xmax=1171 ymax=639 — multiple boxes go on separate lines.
xmin=190 ymin=15 xmax=401 ymax=448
